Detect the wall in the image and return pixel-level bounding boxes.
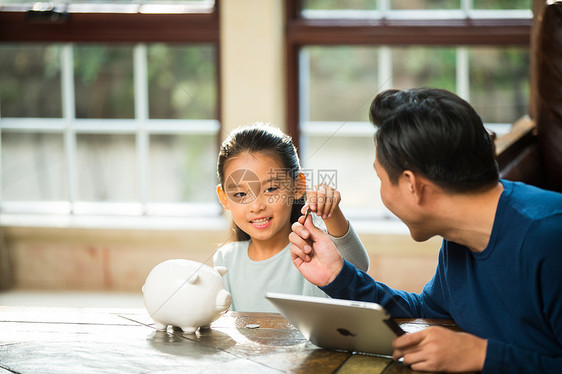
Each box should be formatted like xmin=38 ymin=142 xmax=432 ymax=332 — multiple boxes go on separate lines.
xmin=2 ymin=225 xmax=230 ymax=292
xmin=2 ymin=224 xmax=440 ymax=293
xmin=220 ymin=0 xmax=286 ymax=133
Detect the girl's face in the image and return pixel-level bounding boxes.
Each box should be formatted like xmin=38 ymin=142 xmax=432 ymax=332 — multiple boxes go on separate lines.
xmin=217 ymin=152 xmax=302 ymax=245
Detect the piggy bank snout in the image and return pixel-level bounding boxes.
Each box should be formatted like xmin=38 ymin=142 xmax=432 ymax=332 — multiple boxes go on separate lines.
xmin=216 ymin=289 xmax=232 ymax=311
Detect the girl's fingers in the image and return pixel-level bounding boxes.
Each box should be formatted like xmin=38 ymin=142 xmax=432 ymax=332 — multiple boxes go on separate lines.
xmin=316 ymin=184 xmax=326 ymax=217
xmin=307 ymin=189 xmax=317 ymax=211
xmin=327 ymin=189 xmax=340 ymax=218
xmin=307 ymin=184 xmax=341 ymax=218
xmin=322 ymin=187 xmax=335 ymax=219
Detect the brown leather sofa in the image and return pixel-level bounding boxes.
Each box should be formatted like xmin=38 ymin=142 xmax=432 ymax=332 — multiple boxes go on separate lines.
xmin=496 ymin=1 xmax=562 ymax=193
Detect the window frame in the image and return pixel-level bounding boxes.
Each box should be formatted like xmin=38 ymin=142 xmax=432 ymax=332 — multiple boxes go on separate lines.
xmin=284 ymin=0 xmax=532 ymax=151
xmin=0 ymin=4 xmax=219 ymax=43
xmin=0 ymin=2 xmax=221 ymax=218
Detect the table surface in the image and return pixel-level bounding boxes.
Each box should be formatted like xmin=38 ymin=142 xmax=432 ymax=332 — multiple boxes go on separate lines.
xmin=0 ymin=306 xmax=463 ymax=374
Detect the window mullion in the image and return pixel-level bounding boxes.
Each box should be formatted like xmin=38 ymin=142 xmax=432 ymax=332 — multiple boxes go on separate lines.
xmin=378 ymin=46 xmax=392 ymax=93
xmin=456 ymin=47 xmax=470 ymax=102
xmin=461 ymin=0 xmax=472 ymax=15
xmin=0 ymin=130 xmax=3 ymax=205
xmin=298 ymin=47 xmax=311 ymax=164
xmin=378 ymin=0 xmax=389 ymax=15
xmin=134 ymin=43 xmax=149 ymax=214
xmin=298 ymin=48 xmax=310 ymax=125
xmin=62 ymin=43 xmax=77 ymax=213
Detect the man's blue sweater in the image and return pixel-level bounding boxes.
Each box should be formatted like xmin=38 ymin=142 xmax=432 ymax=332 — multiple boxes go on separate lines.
xmin=321 ymin=180 xmax=562 ymax=373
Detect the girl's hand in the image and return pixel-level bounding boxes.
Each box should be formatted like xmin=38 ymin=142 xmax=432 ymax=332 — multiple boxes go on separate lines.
xmin=306 ymin=184 xmax=349 ymax=238
xmin=307 ymin=184 xmax=341 ymax=219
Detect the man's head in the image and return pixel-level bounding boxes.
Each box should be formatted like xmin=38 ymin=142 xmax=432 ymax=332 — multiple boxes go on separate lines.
xmin=370 ymin=88 xmax=499 ymax=194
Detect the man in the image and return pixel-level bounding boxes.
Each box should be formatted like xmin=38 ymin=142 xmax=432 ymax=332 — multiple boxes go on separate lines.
xmin=289 ymin=88 xmax=562 ymax=373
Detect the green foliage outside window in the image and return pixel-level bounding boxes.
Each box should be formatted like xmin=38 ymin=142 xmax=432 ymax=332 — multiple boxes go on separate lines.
xmin=147 ymin=44 xmax=217 ymax=120
xmin=0 ymin=45 xmax=62 ymax=118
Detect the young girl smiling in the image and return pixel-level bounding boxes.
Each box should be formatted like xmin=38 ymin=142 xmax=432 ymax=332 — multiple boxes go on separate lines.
xmin=213 ymin=123 xmax=369 ymax=312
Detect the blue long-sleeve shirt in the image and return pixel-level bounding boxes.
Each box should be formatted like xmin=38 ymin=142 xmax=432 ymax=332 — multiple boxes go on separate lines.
xmin=321 ymin=180 xmax=562 ymax=373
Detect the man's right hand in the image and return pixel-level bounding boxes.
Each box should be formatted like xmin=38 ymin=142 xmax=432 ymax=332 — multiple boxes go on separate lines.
xmin=289 ymin=211 xmax=344 ymax=287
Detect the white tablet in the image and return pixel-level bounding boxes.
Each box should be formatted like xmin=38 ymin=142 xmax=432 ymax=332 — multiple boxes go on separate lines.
xmin=265 ymin=292 xmax=405 ymax=356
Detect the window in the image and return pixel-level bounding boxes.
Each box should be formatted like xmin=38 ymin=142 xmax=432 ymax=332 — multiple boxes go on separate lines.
xmin=287 ymin=0 xmax=531 ymax=219
xmin=0 ymin=1 xmax=220 ymax=217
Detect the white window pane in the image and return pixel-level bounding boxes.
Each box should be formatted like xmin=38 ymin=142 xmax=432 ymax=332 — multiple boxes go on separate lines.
xmin=469 ymin=47 xmax=529 ymax=124
xmin=302 ymin=134 xmax=383 ymax=211
xmin=392 ymin=47 xmax=456 ymax=92
xmin=74 ymin=45 xmax=135 ymax=119
xmin=76 ymin=134 xmax=138 ymax=202
xmin=0 ymin=44 xmax=62 ymax=118
xmin=1 ymin=132 xmax=67 ymax=201
xmin=148 ymin=134 xmax=217 ymax=203
xmin=306 ymin=46 xmax=378 ymax=122
xmin=147 ymin=44 xmax=217 ymax=120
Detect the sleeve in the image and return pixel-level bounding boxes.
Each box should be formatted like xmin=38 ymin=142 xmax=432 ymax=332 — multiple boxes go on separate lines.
xmin=331 ymin=222 xmax=370 ymax=271
xmin=320 ymin=259 xmax=451 ymax=319
xmin=484 ymin=340 xmax=562 ymax=374
xmin=212 ymin=247 xmax=224 ymax=266
xmin=482 ymin=215 xmax=562 ymax=374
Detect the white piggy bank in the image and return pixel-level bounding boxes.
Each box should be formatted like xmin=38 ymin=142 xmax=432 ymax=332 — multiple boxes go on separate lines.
xmin=142 ymin=259 xmax=232 ymax=334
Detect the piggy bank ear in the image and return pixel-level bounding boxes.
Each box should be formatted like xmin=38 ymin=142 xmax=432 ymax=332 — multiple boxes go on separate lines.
xmin=214 ymin=266 xmax=228 ymax=277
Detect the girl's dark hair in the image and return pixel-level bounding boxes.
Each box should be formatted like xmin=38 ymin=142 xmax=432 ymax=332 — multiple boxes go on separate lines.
xmin=369 ymin=88 xmax=499 ymax=193
xmin=217 ymin=122 xmax=305 ymax=241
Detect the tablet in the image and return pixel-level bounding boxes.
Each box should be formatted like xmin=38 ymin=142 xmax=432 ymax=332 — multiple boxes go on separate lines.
xmin=265 ymin=292 xmax=405 ymax=356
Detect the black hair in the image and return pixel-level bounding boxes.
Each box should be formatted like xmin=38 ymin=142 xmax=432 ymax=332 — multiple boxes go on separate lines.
xmin=217 ymin=122 xmax=305 ymax=241
xmin=369 ymin=88 xmax=499 ymax=193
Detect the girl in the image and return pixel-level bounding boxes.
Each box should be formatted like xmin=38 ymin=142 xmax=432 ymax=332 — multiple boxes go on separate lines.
xmin=214 ymin=123 xmax=369 ymax=312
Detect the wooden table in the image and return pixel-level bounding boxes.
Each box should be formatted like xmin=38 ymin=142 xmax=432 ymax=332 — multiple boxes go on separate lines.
xmin=0 ymin=306 xmax=460 ymax=373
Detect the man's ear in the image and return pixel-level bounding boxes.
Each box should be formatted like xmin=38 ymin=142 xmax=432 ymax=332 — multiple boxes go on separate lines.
xmin=402 ymin=170 xmax=426 ymax=204
xmin=216 ymin=185 xmax=231 ymax=210
xmin=294 ymin=172 xmax=307 ymax=200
